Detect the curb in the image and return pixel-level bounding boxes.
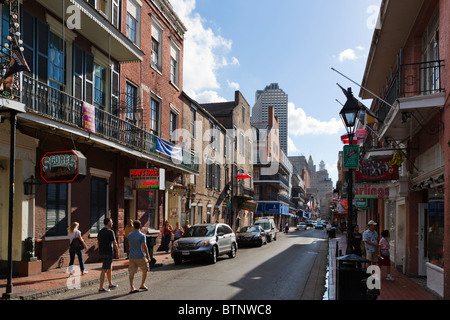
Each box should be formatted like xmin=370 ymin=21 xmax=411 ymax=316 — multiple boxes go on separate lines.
xmin=19 ymin=260 xmax=173 ymax=300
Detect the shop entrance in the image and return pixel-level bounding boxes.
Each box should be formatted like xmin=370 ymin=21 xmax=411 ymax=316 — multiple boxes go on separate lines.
xmin=418 ymin=203 xmax=428 ymax=276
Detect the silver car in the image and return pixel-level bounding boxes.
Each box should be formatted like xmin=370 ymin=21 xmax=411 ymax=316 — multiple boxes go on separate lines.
xmin=171 ymin=223 xmax=237 ymax=265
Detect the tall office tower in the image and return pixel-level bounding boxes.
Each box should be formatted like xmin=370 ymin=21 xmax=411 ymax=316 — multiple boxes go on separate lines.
xmin=251 ymin=83 xmax=288 ymax=154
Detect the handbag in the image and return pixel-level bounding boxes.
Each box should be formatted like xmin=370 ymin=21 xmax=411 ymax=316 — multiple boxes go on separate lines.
xmin=70 ymin=237 xmax=84 ymax=251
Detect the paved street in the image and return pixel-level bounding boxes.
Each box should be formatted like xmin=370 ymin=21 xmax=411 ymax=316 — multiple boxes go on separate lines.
xmin=39 ymin=228 xmax=328 ymax=300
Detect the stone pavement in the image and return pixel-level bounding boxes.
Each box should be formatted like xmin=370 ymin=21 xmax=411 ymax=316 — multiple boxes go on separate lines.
xmin=327 ymin=232 xmax=440 ymax=300
xmin=0 ymin=251 xmax=173 ymax=300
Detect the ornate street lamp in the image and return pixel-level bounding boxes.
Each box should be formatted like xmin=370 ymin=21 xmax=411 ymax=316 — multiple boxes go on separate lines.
xmin=339 ymin=87 xmax=361 ymax=254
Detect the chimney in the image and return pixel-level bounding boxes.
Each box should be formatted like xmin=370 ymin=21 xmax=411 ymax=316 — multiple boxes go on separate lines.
xmin=268 ymin=106 xmax=274 ymax=128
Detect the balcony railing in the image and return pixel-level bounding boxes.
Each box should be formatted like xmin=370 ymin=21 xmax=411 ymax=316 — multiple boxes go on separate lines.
xmin=254 ymin=174 xmax=289 ymax=187
xmin=17 ymin=74 xmax=198 ymax=172
xmin=376 ymin=60 xmax=445 ymax=122
xmin=255 ymin=193 xmax=290 ymax=203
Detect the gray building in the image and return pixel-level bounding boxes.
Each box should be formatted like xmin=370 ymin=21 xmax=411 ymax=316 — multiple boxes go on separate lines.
xmin=251 ymin=83 xmax=288 ymax=154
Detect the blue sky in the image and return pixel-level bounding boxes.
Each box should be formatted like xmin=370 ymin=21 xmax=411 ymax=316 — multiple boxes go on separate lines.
xmin=171 ymin=0 xmax=382 ymax=185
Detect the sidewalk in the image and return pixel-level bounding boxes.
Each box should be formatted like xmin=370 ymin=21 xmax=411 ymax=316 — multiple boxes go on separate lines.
xmin=0 ymin=251 xmax=173 ymax=300
xmin=327 ymin=232 xmax=439 ymax=300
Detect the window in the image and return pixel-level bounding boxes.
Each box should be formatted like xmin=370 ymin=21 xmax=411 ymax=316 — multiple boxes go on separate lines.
xmin=170 ymin=110 xmax=178 ymax=143
xmin=48 ymin=32 xmax=65 ymax=91
xmin=126 ymin=0 xmax=139 ymax=45
xmin=190 ymin=107 xmax=196 ymax=139
xmin=90 ymin=176 xmax=107 ymax=234
xmin=242 ymin=104 xmax=245 ymax=123
xmin=150 ymin=98 xmax=160 ymax=136
xmin=46 ymin=183 xmax=68 ymax=237
xmin=151 ymin=23 xmax=162 ymax=71
xmin=239 ymin=132 xmax=245 ymax=155
xmin=93 ymin=63 xmax=106 ymax=109
xmin=1 ymin=4 xmax=10 ymax=66
xmin=112 ymin=0 xmax=121 ymax=29
xmin=170 ymin=43 xmax=180 ymax=87
xmin=125 ymin=82 xmax=138 ymax=123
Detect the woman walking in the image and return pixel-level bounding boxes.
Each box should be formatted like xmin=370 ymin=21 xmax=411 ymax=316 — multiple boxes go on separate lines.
xmin=68 ymin=222 xmax=88 ymax=276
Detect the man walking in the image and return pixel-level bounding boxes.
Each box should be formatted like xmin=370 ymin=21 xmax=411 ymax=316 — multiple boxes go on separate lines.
xmin=363 ymin=220 xmax=379 ymax=265
xmin=127 ymin=220 xmax=150 ymax=293
xmin=98 ymin=217 xmax=119 ymax=292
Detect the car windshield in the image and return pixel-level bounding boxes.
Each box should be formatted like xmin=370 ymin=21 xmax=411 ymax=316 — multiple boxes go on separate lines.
xmin=182 ymin=225 xmax=216 ymax=238
xmin=256 ymin=222 xmax=270 ymax=230
xmin=240 ymin=226 xmax=259 ymax=233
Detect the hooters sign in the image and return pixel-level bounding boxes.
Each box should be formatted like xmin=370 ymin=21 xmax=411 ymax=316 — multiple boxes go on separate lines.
xmin=40 ymin=150 xmax=87 ymax=183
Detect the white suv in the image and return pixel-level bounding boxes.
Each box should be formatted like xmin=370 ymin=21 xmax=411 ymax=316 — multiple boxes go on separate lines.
xmin=254 ymin=218 xmax=277 ymax=242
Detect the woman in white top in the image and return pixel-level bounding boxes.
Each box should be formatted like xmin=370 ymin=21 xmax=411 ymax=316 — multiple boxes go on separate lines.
xmin=68 ymin=222 xmax=88 ymax=276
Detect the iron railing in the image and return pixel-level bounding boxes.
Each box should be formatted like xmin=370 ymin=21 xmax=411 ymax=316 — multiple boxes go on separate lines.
xmin=18 ymin=74 xmax=199 ymax=172
xmin=376 ymin=60 xmax=445 ymax=122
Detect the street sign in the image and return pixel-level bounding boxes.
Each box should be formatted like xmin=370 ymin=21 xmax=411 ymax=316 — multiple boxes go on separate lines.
xmin=343 ymin=144 xmax=360 ymax=169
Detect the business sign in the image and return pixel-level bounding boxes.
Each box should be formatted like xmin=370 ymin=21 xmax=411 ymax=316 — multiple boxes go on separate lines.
xmin=343 ymin=145 xmax=360 ymax=169
xmin=355 ymin=198 xmax=372 ymax=209
xmin=354 ymin=184 xmax=390 ymax=199
xmin=172 ymin=186 xmax=187 ymax=196
xmin=130 ymin=168 xmax=160 ymax=189
xmin=40 ymin=150 xmax=87 ymax=183
xmin=355 ymin=159 xmax=398 ymax=182
xmin=264 ymin=202 xmax=281 ymax=214
xmin=82 ymin=102 xmax=96 ymax=133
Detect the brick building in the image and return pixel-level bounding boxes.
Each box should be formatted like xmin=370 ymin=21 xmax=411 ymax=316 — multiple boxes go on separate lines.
xmin=355 ymin=0 xmax=449 ymax=299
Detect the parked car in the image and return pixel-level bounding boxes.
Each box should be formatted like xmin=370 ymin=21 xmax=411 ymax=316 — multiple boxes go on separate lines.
xmin=306 ymin=220 xmax=314 ymax=228
xmin=171 ymin=223 xmax=237 ymax=265
xmin=237 ymin=226 xmax=267 ymax=247
xmin=296 ymin=222 xmax=307 ymax=230
xmin=254 ymin=217 xmax=277 ymax=242
xmin=315 ymin=222 xmax=324 ymax=229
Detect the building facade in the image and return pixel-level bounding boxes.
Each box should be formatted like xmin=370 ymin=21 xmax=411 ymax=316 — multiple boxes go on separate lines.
xmin=357 ymin=0 xmax=449 ymax=299
xmin=0 ymin=0 xmax=198 ymax=273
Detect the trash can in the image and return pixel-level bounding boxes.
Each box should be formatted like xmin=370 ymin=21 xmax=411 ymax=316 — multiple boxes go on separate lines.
xmin=335 ymin=254 xmax=371 ymax=300
xmin=146 ymin=234 xmax=158 ymax=268
xmin=328 ymin=227 xmax=336 ymax=239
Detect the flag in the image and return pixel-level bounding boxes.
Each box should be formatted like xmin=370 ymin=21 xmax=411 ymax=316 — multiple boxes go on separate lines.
xmin=156 ymin=137 xmax=183 ymax=162
xmin=307 ymin=200 xmax=314 ymax=211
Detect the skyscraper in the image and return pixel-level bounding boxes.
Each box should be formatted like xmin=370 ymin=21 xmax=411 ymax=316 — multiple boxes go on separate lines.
xmin=251 ymin=83 xmax=288 ymax=154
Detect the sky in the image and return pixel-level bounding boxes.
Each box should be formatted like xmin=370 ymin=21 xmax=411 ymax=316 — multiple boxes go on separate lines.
xmin=170 ymin=0 xmax=383 ymax=186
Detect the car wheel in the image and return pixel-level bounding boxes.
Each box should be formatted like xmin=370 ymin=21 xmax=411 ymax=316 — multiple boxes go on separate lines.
xmin=228 ymin=243 xmax=237 ymax=258
xmin=210 ymin=246 xmax=217 ymax=264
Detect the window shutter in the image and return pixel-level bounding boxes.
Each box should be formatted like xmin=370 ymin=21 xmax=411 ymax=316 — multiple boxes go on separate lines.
xmin=84 ymin=52 xmax=94 ymax=104
xmin=111 ymin=68 xmax=120 ymax=115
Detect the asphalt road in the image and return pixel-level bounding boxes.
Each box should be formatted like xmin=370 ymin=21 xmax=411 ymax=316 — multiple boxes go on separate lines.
xmin=40 ymin=227 xmax=328 ymax=301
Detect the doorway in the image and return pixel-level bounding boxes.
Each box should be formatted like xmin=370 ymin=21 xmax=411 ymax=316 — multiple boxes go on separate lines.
xmin=418 ymin=203 xmax=428 ymax=276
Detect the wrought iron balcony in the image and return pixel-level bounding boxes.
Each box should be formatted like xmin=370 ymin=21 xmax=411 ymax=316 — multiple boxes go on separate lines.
xmin=17 ymin=74 xmax=199 ymax=172
xmin=376 ymin=60 xmax=445 ymax=123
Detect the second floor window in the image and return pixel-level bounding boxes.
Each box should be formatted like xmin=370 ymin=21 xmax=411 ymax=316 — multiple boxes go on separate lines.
xmin=94 ymin=63 xmax=106 ymax=109
xmin=125 ymin=82 xmax=138 ymax=123
xmin=170 ymin=110 xmax=178 ymax=143
xmin=150 ymin=98 xmax=160 ymax=136
xmin=170 ymin=43 xmax=180 ymax=86
xmin=49 ymin=32 xmax=65 ymax=91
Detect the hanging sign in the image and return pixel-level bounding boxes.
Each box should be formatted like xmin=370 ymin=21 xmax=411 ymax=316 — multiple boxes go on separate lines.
xmin=40 ymin=150 xmax=87 ymax=183
xmin=355 ymin=159 xmax=398 ymax=182
xmin=343 ymin=145 xmax=360 ymax=169
xmin=130 ymin=168 xmax=160 ymax=189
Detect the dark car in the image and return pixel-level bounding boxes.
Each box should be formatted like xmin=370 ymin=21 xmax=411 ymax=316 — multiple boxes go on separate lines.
xmin=171 ymin=223 xmax=237 ymax=265
xmin=237 ymin=226 xmax=268 ymax=247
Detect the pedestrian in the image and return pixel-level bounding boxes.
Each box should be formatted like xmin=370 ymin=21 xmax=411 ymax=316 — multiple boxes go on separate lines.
xmin=98 ymin=217 xmax=119 ymax=292
xmin=285 ymin=222 xmax=289 ymax=234
xmin=378 ymin=230 xmax=394 ymax=281
xmin=351 ymin=225 xmax=363 ymax=257
xmin=124 ymin=219 xmax=134 ymax=259
xmin=362 ymin=220 xmax=379 ymax=266
xmin=67 ymin=222 xmax=88 ymax=276
xmin=173 ymin=222 xmax=184 ymax=242
xmin=162 ymin=220 xmax=173 ymax=253
xmin=127 ymin=220 xmax=150 ymax=293
xmin=182 ymin=220 xmax=191 ymax=232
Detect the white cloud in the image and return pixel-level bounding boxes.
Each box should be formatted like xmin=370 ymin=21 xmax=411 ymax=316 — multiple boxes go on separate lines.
xmin=288 ymin=102 xmax=342 ymax=136
xmin=338 ymin=46 xmax=366 ymax=62
xmin=171 ymin=0 xmax=237 ymax=100
xmin=227 ymin=80 xmax=240 ymax=91
xmin=288 ymin=136 xmax=298 ymax=153
xmin=187 ymin=90 xmax=228 ymax=104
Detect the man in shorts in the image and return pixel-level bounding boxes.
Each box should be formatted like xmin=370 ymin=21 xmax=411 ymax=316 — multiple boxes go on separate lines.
xmin=363 ymin=220 xmax=379 ymax=265
xmin=127 ymin=220 xmax=150 ymax=293
xmin=98 ymin=217 xmax=119 ymax=292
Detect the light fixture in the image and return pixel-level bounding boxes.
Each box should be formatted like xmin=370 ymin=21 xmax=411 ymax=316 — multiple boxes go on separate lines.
xmin=24 ymin=175 xmax=40 ymax=195
xmin=339 ymin=88 xmax=361 ymax=136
